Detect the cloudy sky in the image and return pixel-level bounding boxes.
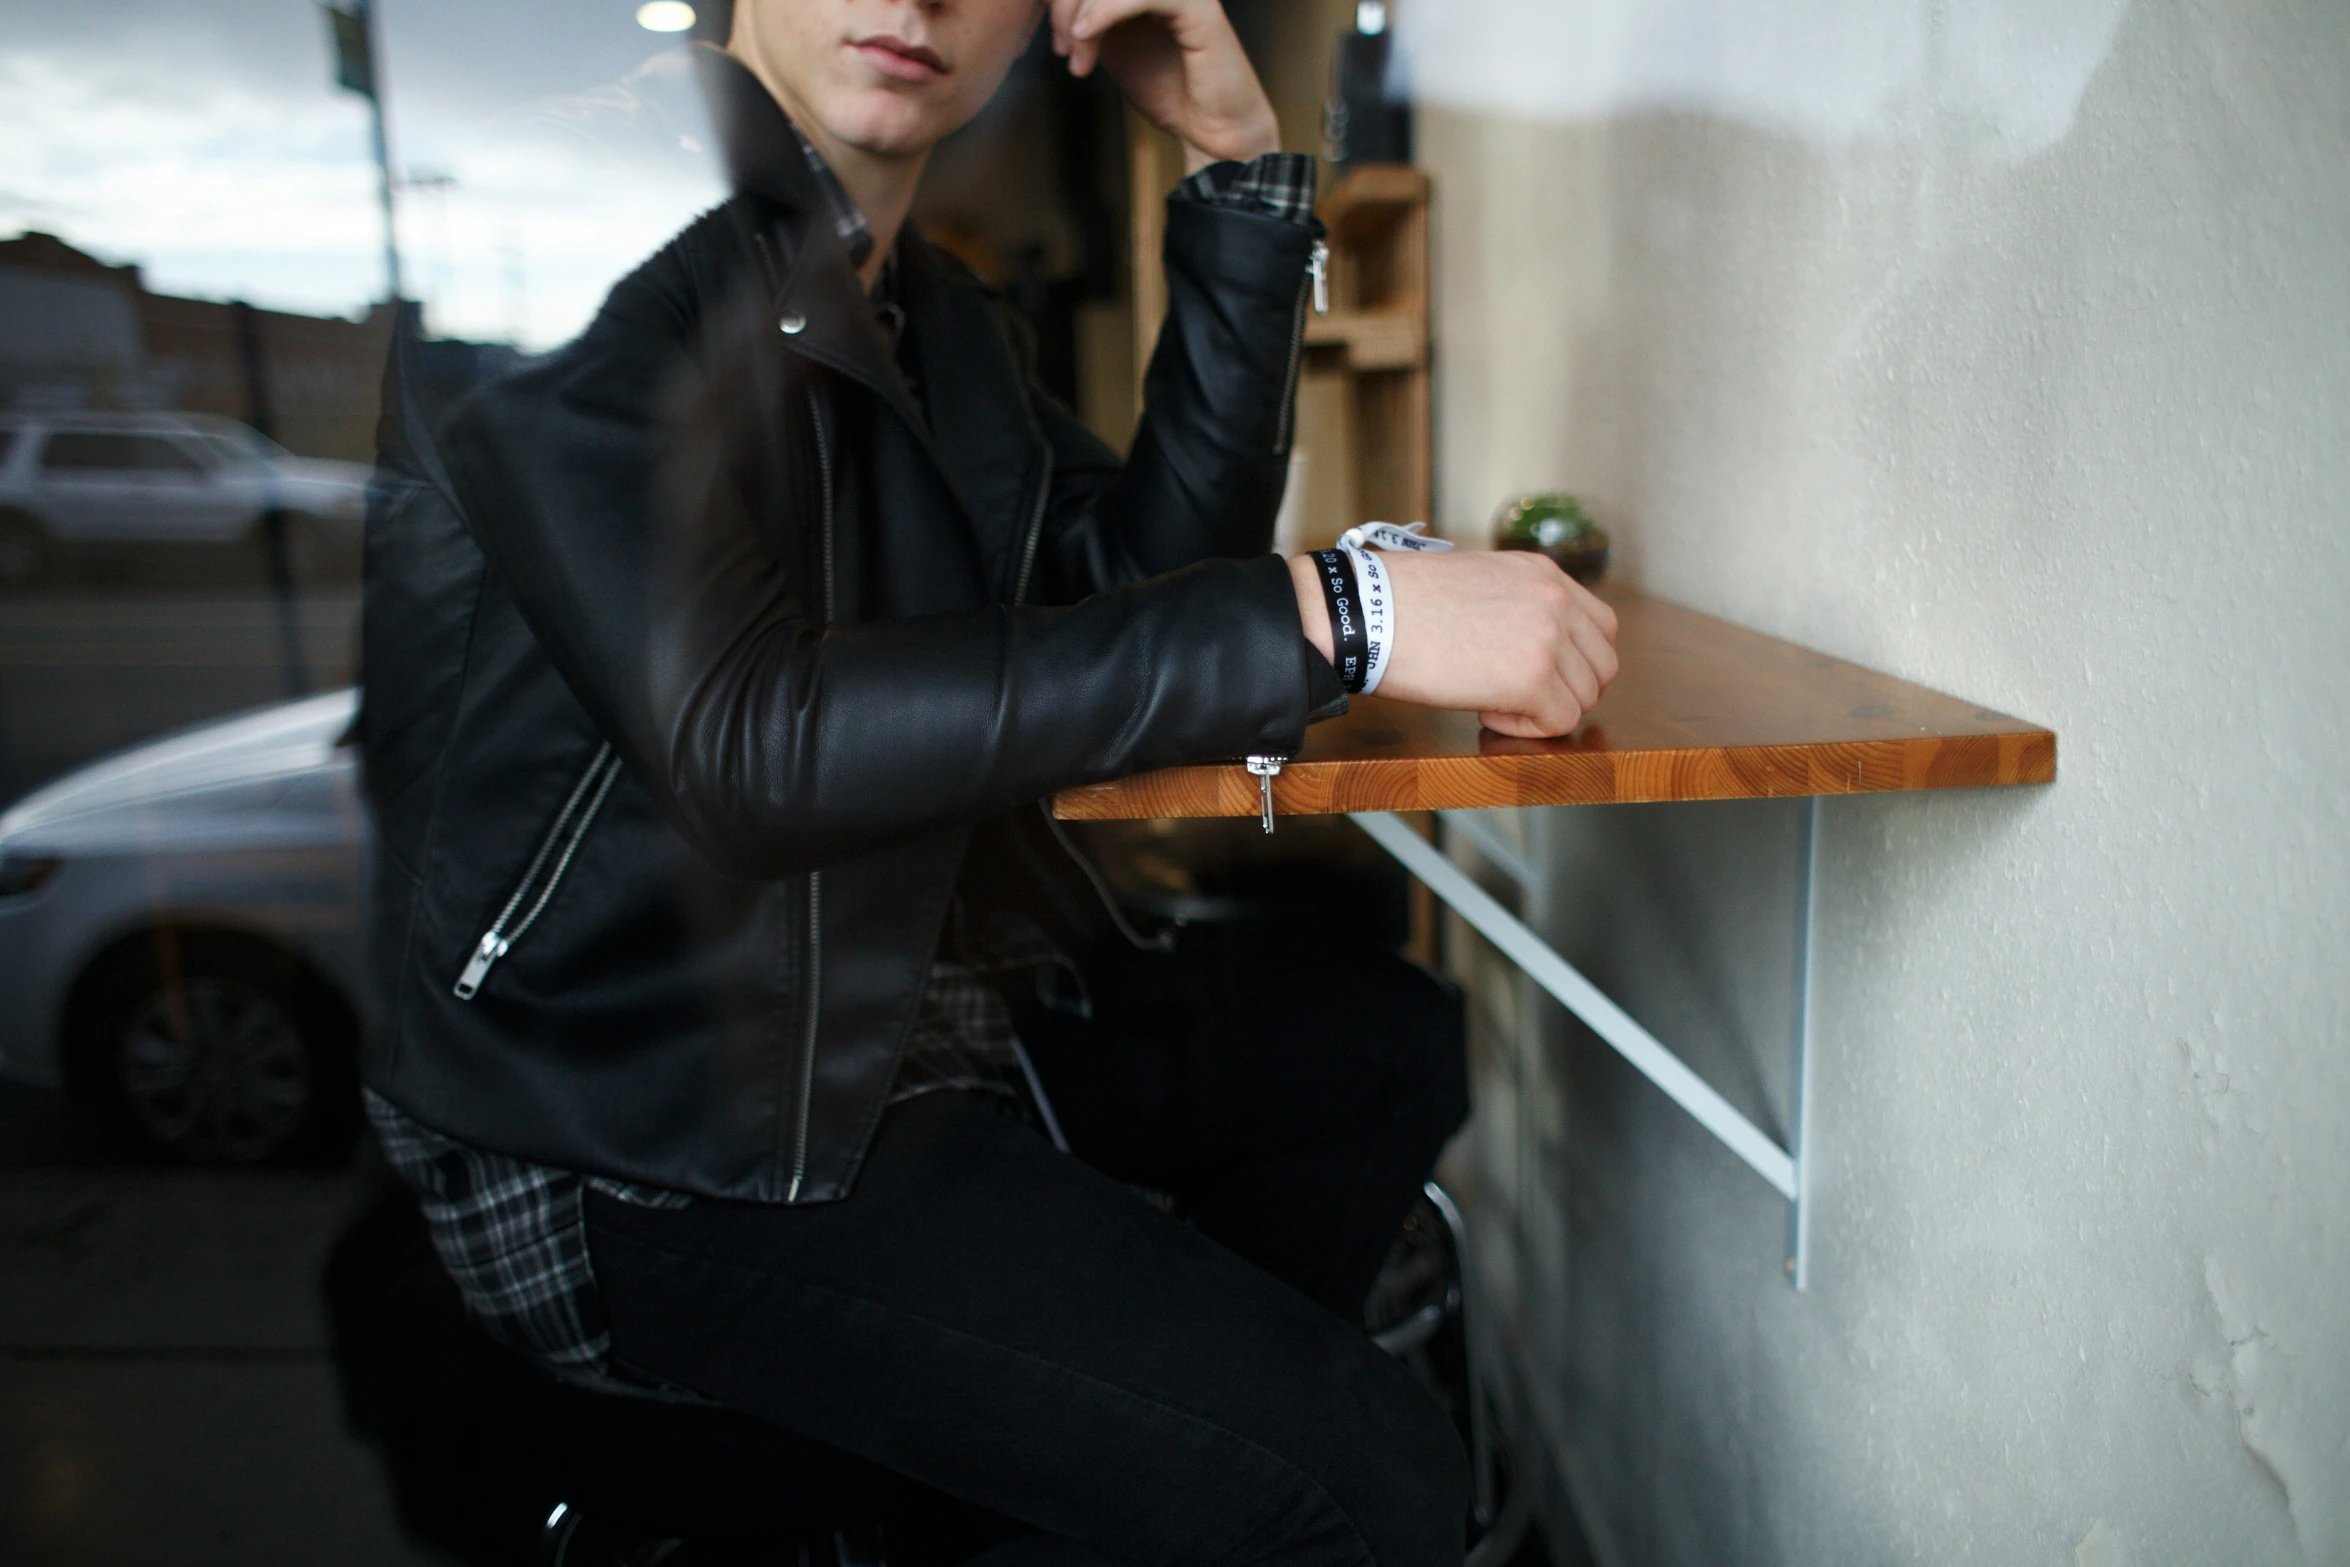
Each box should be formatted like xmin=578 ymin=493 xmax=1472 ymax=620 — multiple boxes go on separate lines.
xmin=0 ymin=0 xmax=730 ymax=348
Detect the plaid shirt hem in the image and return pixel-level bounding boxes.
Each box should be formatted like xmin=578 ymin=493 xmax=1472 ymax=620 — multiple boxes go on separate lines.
xmin=364 ymin=1088 xmax=688 ymax=1374
xmin=1175 ymin=151 xmax=1318 ymax=227
xmin=367 ymin=927 xmax=1074 ymax=1374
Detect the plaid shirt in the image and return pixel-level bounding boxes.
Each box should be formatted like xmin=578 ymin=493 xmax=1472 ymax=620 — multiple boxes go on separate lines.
xmin=371 ymin=150 xmax=1316 ymax=1378
xmin=368 ymin=914 xmax=1101 ymax=1374
xmin=365 ymin=951 xmax=1059 ymax=1378
xmin=1177 ymin=151 xmax=1318 ymax=225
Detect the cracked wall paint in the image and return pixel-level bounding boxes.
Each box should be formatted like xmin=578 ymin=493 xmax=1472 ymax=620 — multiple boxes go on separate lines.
xmin=2196 ymin=1255 xmax=2343 ymax=1556
xmin=1421 ymin=0 xmax=2350 ymax=1561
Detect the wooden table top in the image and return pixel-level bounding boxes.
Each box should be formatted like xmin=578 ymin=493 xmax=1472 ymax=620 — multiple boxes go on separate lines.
xmin=1052 ymin=588 xmax=2056 ymax=821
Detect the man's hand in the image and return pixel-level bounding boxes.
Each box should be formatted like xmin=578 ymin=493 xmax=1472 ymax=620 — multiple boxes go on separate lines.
xmin=1291 ymin=549 xmax=1622 ymax=739
xmin=1048 ymin=0 xmax=1280 ymax=171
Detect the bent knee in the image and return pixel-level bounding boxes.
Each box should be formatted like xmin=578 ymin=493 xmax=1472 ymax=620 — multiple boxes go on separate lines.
xmin=1301 ymin=1344 xmax=1473 ymax=1567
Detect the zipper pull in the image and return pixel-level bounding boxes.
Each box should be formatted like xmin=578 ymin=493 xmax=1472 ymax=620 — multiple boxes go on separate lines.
xmin=1245 ymin=755 xmax=1287 ymax=835
xmin=453 ymin=931 xmax=510 ymax=1001
xmin=1308 ymin=241 xmax=1330 ymax=316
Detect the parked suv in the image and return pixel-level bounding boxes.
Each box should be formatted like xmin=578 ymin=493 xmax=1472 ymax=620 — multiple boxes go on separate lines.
xmin=0 ymin=412 xmax=371 ymax=586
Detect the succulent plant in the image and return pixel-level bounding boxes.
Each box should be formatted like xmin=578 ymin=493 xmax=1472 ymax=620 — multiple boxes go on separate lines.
xmin=1493 ymin=492 xmax=1610 ymax=583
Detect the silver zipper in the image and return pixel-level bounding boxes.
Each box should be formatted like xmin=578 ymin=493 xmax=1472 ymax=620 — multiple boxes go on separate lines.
xmin=454 ymin=744 xmax=620 ymax=999
xmin=1011 ymin=441 xmax=1054 ymax=607
xmin=1245 ymin=753 xmax=1289 ymax=835
xmin=1275 ymin=240 xmax=1328 ymax=455
xmin=785 ymin=872 xmax=822 ymax=1202
xmin=1018 ymin=434 xmax=1174 ymax=951
xmin=785 ymin=383 xmax=837 ymax=1202
xmin=808 ymin=384 xmax=836 ymax=623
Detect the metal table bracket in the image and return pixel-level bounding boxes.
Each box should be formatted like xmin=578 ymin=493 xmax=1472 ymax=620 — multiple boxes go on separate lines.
xmin=1350 ymin=800 xmax=1820 ymax=1289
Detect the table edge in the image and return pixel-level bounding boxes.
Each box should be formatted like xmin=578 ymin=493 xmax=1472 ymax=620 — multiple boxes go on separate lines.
xmin=1052 ymin=728 xmax=2056 ymax=820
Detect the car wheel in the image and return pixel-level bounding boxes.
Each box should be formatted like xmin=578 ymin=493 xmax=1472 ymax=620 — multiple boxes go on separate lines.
xmin=0 ymin=511 xmax=51 ymax=589
xmin=74 ymin=931 xmax=359 ymax=1165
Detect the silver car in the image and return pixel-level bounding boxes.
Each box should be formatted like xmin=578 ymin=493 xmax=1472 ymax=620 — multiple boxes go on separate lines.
xmin=0 ymin=688 xmax=371 ymax=1162
xmin=0 ymin=412 xmax=371 ymax=587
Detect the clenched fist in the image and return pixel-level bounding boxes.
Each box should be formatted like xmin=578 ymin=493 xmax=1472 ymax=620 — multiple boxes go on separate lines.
xmin=1291 ymin=548 xmax=1621 ymax=738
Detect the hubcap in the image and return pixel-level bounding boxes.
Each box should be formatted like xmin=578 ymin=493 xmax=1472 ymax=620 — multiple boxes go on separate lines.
xmin=118 ymin=978 xmax=312 ymax=1162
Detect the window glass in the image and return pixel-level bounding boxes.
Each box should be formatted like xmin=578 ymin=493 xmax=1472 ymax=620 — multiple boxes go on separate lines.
xmin=0 ymin=7 xmax=1132 ymax=1556
xmin=198 ymin=432 xmax=268 ymax=467
xmin=37 ymin=431 xmax=206 ymax=474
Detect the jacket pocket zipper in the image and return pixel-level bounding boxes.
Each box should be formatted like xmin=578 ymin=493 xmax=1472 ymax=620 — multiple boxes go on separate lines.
xmin=785 ymin=382 xmax=837 ymax=1202
xmin=1275 ymin=240 xmax=1329 ymax=456
xmin=454 ymin=744 xmax=621 ymax=1000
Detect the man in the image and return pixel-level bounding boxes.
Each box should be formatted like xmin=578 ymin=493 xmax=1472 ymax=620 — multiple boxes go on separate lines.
xmin=360 ymin=1 xmax=1618 ymax=1562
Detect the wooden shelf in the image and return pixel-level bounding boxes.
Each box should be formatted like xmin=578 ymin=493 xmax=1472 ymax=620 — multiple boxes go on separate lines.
xmin=1306 ymin=164 xmax=1432 ymax=534
xmin=1319 ymin=165 xmax=1428 ymax=241
xmin=1303 ymin=310 xmax=1425 ymax=370
xmin=1053 ymin=589 xmax=2056 ymax=820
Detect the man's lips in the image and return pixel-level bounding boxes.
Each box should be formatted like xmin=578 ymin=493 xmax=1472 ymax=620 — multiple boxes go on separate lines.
xmin=851 ymin=35 xmax=948 ymax=83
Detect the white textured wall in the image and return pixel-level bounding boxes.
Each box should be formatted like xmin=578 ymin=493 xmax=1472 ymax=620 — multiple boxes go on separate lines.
xmin=1409 ymin=0 xmax=2350 ymax=1561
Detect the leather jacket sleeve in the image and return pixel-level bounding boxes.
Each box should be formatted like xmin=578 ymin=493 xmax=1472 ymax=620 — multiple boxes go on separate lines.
xmin=1027 ymin=195 xmax=1321 ymax=604
xmin=440 ymin=213 xmax=1323 ymax=882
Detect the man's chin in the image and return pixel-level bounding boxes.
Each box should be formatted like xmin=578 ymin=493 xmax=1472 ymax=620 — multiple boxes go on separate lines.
xmin=821 ymin=97 xmax=959 ymax=161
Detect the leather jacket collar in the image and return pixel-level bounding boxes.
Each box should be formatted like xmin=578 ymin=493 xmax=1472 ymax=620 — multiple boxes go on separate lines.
xmin=692 ymin=42 xmax=1048 ymax=597
xmin=690 ymin=42 xmax=873 ymax=267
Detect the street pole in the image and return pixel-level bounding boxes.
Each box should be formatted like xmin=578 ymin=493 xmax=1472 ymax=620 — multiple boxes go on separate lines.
xmin=326 ymin=0 xmax=403 ymax=306
xmin=358 ymin=0 xmax=403 ymax=306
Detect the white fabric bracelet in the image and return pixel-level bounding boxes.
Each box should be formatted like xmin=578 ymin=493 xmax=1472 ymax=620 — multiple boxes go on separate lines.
xmin=1335 ymin=522 xmax=1451 ymax=696
xmin=1338 ymin=521 xmax=1453 ymax=555
xmin=1344 ymin=544 xmax=1392 ymax=694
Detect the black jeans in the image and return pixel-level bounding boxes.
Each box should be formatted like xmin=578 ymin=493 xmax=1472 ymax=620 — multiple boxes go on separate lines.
xmin=585 ymin=939 xmax=1471 ymax=1567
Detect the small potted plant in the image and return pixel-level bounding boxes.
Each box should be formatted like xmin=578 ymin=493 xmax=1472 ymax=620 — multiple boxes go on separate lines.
xmin=1493 ymin=492 xmax=1609 ymax=584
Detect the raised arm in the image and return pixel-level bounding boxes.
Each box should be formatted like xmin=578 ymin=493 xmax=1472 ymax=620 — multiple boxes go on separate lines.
xmin=1025 ymin=173 xmax=1320 ymax=600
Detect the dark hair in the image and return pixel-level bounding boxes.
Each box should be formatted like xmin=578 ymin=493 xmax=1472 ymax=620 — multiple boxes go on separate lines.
xmin=691 ymin=0 xmax=733 ymax=43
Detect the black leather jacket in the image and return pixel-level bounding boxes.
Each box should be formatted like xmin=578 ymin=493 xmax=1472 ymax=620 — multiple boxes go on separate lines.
xmin=358 ymin=52 xmax=1330 ymax=1201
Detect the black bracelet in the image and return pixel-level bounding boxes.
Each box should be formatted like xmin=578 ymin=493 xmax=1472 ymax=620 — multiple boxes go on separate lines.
xmin=1312 ymin=548 xmax=1369 ymax=693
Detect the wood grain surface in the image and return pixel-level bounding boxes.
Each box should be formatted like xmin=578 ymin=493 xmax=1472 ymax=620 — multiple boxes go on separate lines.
xmin=1052 ymin=589 xmax=2056 ymax=821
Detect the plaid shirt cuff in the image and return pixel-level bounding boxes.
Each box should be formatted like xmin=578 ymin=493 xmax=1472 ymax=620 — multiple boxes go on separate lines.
xmin=1175 ymin=151 xmax=1318 ymax=227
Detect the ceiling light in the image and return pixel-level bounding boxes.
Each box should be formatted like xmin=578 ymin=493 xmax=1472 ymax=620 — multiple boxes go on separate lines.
xmin=636 ymin=2 xmax=696 ymax=32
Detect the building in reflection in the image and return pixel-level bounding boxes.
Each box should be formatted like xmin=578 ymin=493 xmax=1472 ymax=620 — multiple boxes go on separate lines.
xmin=0 ymin=231 xmax=396 ymax=463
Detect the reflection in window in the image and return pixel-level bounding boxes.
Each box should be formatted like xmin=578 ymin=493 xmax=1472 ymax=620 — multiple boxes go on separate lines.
xmin=37 ymin=431 xmax=208 ymax=475
xmin=196 ymin=435 xmax=249 ymax=467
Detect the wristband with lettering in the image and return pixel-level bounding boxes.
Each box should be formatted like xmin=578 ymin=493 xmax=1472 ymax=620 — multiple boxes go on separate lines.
xmin=1311 ymin=547 xmax=1369 ymax=693
xmin=1347 ymin=543 xmax=1394 ymax=695
xmin=1334 ymin=521 xmax=1449 ymax=695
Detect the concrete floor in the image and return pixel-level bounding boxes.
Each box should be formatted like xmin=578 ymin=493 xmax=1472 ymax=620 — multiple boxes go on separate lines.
xmin=0 ymin=1087 xmax=438 ymax=1566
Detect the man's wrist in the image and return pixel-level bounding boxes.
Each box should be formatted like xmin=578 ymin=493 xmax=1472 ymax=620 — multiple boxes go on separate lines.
xmin=1183 ymin=126 xmax=1280 ymax=174
xmin=1289 ymin=553 xmax=1334 ymax=662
